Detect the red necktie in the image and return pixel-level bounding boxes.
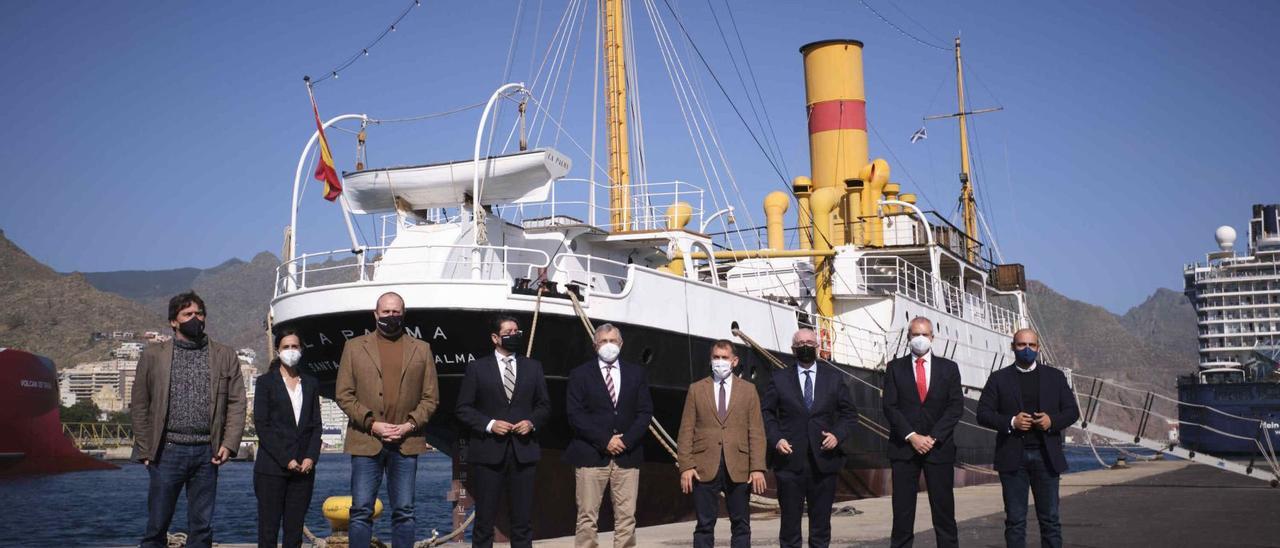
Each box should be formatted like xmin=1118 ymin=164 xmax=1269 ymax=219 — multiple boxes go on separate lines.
xmin=915 ymin=357 xmax=928 ymax=402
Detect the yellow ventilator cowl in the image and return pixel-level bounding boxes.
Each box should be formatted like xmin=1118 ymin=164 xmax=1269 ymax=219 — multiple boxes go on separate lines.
xmin=323 ymin=496 xmax=383 ymax=532
xmin=667 ymin=201 xmax=693 ymax=230
xmin=808 ymin=186 xmax=842 ymax=334
xmin=883 ymin=183 xmax=901 ymax=213
xmin=764 ymin=191 xmax=791 ymax=250
xmin=900 ymin=193 xmax=917 ymax=205
xmin=793 ymin=176 xmax=813 ymax=250
xmin=860 ymin=158 xmax=891 ymax=246
xmin=809 ymin=187 xmax=842 ymax=252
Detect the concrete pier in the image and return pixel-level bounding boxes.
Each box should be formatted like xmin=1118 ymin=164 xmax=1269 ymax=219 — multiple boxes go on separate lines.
xmin=527 ymin=460 xmax=1278 ymax=547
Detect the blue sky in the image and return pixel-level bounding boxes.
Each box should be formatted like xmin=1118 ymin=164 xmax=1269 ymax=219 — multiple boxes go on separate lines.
xmin=2 ymin=0 xmax=1277 ymax=313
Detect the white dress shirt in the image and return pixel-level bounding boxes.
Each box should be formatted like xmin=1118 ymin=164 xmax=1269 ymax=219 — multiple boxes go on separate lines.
xmin=906 ymin=351 xmax=932 ymax=441
xmin=485 ymin=350 xmax=520 ymax=433
xmin=284 ymin=374 xmax=303 ymax=425
xmin=796 ymin=361 xmax=817 ymax=390
xmin=599 ymin=358 xmax=622 ymax=397
xmin=714 ymin=374 xmax=734 ymax=411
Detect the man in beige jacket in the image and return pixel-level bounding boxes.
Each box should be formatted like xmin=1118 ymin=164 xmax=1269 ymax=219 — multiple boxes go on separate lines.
xmin=335 ymin=292 xmax=439 ymax=548
xmin=676 ymin=340 xmax=767 ymax=548
xmin=131 ymin=291 xmax=246 ymax=548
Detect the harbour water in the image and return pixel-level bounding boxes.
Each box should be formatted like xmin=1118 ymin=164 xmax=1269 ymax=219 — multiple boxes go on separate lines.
xmin=0 ymin=452 xmax=455 ymax=547
xmin=0 ymin=446 xmax=1153 ymax=546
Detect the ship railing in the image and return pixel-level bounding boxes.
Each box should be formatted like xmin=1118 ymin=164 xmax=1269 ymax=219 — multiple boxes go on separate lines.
xmin=819 ymin=314 xmax=889 ymax=369
xmin=1067 ymin=370 xmax=1280 ymax=485
xmin=720 ymin=259 xmax=811 ymax=300
xmin=549 ymin=253 xmax=633 ymax=298
xmin=501 ymin=178 xmax=706 ymax=233
xmin=853 ymin=256 xmax=1020 ymax=333
xmin=275 ymin=243 xmax=551 ymax=296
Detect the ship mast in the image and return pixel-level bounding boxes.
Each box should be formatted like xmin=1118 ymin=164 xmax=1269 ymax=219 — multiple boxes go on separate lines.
xmin=604 ymin=0 xmax=631 ymax=232
xmin=954 ymin=37 xmax=979 ymax=264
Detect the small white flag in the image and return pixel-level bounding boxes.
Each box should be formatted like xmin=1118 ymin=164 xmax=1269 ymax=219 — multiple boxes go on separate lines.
xmin=909 ymin=126 xmax=928 ymax=144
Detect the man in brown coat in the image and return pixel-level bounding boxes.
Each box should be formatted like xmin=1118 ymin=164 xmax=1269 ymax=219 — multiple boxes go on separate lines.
xmin=676 ymin=340 xmax=767 ymax=548
xmin=131 ymin=291 xmax=246 ymax=548
xmin=335 ymin=291 xmax=439 ymax=548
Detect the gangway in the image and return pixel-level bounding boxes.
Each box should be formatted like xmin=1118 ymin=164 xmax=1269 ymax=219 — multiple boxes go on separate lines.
xmin=1070 ymin=371 xmax=1280 ymax=487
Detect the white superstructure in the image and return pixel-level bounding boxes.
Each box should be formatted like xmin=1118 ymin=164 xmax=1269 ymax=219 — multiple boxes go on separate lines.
xmin=1184 ymin=204 xmax=1280 ymax=368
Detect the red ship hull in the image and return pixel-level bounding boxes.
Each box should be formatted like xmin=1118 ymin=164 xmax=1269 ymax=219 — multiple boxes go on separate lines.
xmin=0 ymin=348 xmax=117 ymax=475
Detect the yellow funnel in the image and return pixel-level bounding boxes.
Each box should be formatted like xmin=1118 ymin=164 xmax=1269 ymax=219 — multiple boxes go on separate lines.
xmin=802 ymin=39 xmax=868 ymax=246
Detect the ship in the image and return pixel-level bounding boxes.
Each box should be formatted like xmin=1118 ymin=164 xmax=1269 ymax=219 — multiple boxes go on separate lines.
xmin=0 ymin=348 xmax=118 ymax=475
xmin=1180 ymin=204 xmax=1280 ymax=455
xmin=270 ymin=4 xmax=1034 ymax=538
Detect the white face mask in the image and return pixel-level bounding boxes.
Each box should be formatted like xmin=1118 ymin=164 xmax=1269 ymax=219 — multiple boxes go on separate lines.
xmin=279 ymin=348 xmax=302 ymax=367
xmin=909 ymin=335 xmax=932 ymax=357
xmin=597 ymin=342 xmax=621 ymax=363
xmin=711 ymin=358 xmax=733 ymax=380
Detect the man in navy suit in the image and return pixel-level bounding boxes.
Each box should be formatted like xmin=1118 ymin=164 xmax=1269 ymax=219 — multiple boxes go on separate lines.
xmin=978 ymin=328 xmax=1080 ymax=548
xmin=882 ymin=317 xmax=963 ymax=548
xmin=762 ymin=327 xmax=858 ymax=548
xmin=455 ymin=315 xmax=550 ymax=548
xmin=564 ymin=323 xmax=653 ymax=548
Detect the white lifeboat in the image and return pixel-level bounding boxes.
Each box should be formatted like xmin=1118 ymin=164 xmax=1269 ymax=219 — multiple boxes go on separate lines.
xmin=341 ymin=148 xmax=571 ymax=214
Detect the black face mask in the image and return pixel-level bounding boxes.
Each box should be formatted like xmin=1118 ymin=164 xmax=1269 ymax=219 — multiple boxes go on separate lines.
xmin=500 ymin=333 xmax=524 ymax=353
xmin=178 ymin=317 xmax=205 ymax=340
xmin=376 ymin=314 xmax=404 ymax=337
xmin=793 ymin=345 xmax=817 ymax=364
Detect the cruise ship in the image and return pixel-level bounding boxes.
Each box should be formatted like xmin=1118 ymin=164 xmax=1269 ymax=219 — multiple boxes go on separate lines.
xmin=270 ymin=3 xmax=1033 ymax=538
xmin=1181 ymin=204 xmax=1280 ymax=454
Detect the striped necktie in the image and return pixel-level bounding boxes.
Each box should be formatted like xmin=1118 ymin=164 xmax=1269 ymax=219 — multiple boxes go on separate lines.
xmin=604 ymin=364 xmax=617 ymax=407
xmin=502 ymin=356 xmax=516 ymax=402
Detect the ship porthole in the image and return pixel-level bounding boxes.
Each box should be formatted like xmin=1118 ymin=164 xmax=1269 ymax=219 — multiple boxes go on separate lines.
xmin=641 ymin=347 xmax=655 ymax=365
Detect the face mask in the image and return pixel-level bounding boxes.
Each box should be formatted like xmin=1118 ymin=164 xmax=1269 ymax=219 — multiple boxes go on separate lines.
xmin=909 ymin=335 xmax=932 ymax=357
xmin=500 ymin=333 xmax=524 ymax=353
xmin=711 ymin=359 xmax=733 ymax=380
xmin=1014 ymin=348 xmax=1038 ymax=367
xmin=279 ymin=349 xmax=302 ymax=367
xmin=376 ymin=314 xmax=404 ymax=336
xmin=178 ymin=317 xmax=205 ymax=340
xmin=793 ymin=345 xmax=817 ymax=364
xmin=597 ymin=342 xmax=620 ymax=363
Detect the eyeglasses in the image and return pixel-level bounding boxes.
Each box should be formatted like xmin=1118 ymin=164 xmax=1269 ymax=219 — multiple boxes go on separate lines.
xmin=908 ymin=332 xmax=930 ymax=338
xmin=793 ymin=342 xmax=819 ymax=348
xmin=500 ymin=330 xmax=524 ymax=337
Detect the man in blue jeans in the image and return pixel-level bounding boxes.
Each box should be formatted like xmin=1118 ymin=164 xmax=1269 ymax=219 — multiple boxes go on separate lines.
xmin=130 ymin=292 xmax=247 ymax=547
xmin=335 ymin=292 xmax=439 ymax=548
xmin=977 ymin=328 xmax=1080 ymax=548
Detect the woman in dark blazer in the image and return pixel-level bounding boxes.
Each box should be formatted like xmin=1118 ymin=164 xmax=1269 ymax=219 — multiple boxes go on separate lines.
xmin=254 ymin=329 xmax=322 ymax=548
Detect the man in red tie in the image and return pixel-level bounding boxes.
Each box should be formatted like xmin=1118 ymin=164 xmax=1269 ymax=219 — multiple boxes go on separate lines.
xmin=881 ymin=317 xmax=964 ymax=548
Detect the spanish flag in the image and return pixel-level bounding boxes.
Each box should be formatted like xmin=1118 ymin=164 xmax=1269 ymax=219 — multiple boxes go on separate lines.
xmin=308 ymin=89 xmax=343 ymax=201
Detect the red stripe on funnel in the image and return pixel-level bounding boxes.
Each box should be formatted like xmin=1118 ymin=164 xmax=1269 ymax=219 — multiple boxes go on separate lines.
xmin=808 ymin=99 xmax=866 ymax=134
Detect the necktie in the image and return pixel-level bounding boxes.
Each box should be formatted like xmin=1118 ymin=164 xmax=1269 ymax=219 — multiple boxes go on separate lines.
xmin=803 ymin=370 xmax=814 ymax=410
xmin=915 ymin=357 xmax=928 ymax=403
xmin=502 ymin=357 xmax=516 ymax=402
xmin=604 ymin=364 xmax=617 ymax=407
xmin=717 ymin=380 xmax=728 ymax=422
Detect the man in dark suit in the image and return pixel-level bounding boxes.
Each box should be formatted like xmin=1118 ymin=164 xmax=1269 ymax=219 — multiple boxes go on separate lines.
xmin=977 ymin=328 xmax=1080 ymax=548
xmin=762 ymin=327 xmax=858 ymax=548
xmin=564 ymin=323 xmax=653 ymax=548
xmin=455 ymin=315 xmax=550 ymax=548
xmin=882 ymin=317 xmax=963 ymax=548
